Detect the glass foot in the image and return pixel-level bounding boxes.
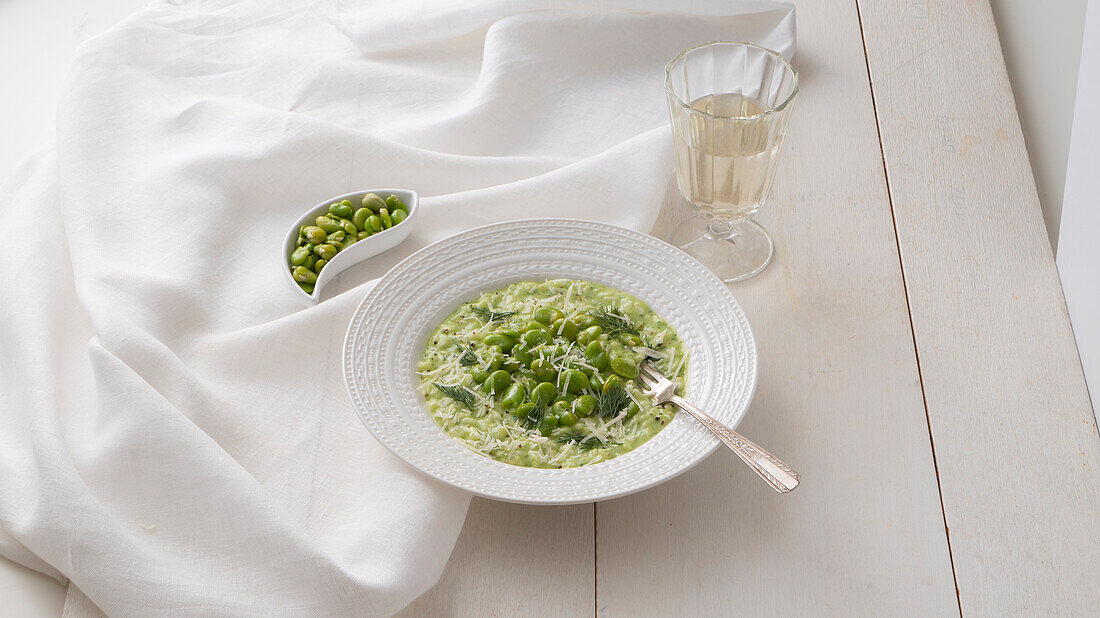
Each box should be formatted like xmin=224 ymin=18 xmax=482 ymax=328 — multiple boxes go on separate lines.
xmin=667 ymin=216 xmax=774 ymax=282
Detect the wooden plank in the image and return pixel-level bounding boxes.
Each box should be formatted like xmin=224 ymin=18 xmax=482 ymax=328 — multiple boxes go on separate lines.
xmin=596 ymin=0 xmax=960 ymax=615
xmin=397 ymin=499 xmax=593 ymax=616
xmin=858 ymin=0 xmax=1100 ymax=614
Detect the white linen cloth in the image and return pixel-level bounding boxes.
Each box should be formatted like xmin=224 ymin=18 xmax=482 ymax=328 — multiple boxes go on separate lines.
xmin=0 ymin=1 xmax=794 ymax=615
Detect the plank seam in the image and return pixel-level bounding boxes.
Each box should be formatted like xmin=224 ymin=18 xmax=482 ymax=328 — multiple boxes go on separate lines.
xmin=593 ymin=502 xmax=599 ymax=618
xmin=854 ymin=1 xmax=964 ymax=613
xmin=1053 ymin=271 xmax=1099 ymax=431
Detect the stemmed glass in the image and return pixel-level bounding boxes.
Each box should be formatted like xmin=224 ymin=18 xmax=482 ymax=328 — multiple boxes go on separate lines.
xmin=664 ymin=42 xmax=798 ymax=282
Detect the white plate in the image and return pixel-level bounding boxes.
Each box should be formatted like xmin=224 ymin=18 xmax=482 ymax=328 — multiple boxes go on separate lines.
xmin=343 ymin=219 xmax=757 ymax=504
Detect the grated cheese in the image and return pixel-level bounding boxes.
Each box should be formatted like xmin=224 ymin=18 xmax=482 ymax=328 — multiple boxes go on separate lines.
xmin=419 ymin=279 xmax=688 ymax=468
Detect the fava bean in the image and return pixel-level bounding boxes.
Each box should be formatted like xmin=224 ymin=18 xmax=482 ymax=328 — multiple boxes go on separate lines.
xmin=602 ymin=376 xmax=624 ymax=394
xmin=314 ymin=244 xmax=338 ymax=261
xmin=533 ymin=307 xmax=564 ymax=325
xmin=551 ymin=319 xmax=578 ymax=341
xmin=379 ymin=207 xmax=393 ymax=229
xmin=541 ymin=344 xmax=564 ymax=360
xmin=391 ymin=209 xmax=407 ymax=225
xmin=552 ymin=400 xmax=571 ymax=418
xmin=574 ymin=394 xmax=597 ymax=416
xmin=289 ymin=246 xmax=310 ymax=266
xmin=352 ymin=207 xmax=371 ymax=230
xmin=524 ymin=321 xmax=547 ymax=333
xmin=304 ymin=226 xmax=327 ymax=244
xmin=487 ymin=370 xmax=512 ymax=394
xmin=584 ymin=341 xmax=604 ymax=359
xmin=533 ymin=381 xmax=557 ymax=404
xmin=292 ymin=266 xmax=317 ymax=283
xmin=522 ymin=329 xmax=549 ymax=347
xmin=362 ymin=193 xmax=386 ymax=212
xmin=560 ymin=369 xmax=589 ymax=394
xmin=385 ymin=194 xmax=407 ymax=212
xmin=483 ymin=333 xmax=516 ymax=353
xmin=316 ymin=216 xmax=341 ymax=233
xmin=515 ymin=402 xmax=536 ymax=420
xmin=485 ymin=347 xmax=504 ymax=370
xmin=610 ymin=357 xmax=638 ymax=379
xmin=313 ymin=258 xmax=327 ymax=272
xmin=511 ymin=344 xmax=532 ymax=366
xmin=576 ymin=325 xmax=603 ymax=346
xmin=368 ymin=215 xmax=382 ymax=232
xmin=501 ymin=383 xmax=525 ymax=410
xmin=530 ymin=358 xmax=555 ymax=382
xmin=328 ymin=202 xmax=353 ymax=219
xmin=588 ymin=372 xmax=605 ymax=391
xmin=537 ymin=414 xmax=559 ymax=437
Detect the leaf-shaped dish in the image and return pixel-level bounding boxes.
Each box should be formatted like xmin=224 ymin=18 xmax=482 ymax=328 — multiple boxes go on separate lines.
xmin=283 ymin=189 xmax=418 ymax=304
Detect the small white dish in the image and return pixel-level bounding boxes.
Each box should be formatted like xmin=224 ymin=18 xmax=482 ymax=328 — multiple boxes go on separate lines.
xmin=283 ymin=189 xmax=419 ymax=304
xmin=342 ymin=219 xmax=758 ymax=504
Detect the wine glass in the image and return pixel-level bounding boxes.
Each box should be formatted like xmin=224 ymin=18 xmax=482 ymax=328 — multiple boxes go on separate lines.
xmin=664 ymin=42 xmax=799 ymax=282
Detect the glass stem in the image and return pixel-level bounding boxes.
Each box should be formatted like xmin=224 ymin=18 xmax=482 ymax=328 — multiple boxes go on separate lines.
xmin=706 ymin=220 xmax=736 ymax=240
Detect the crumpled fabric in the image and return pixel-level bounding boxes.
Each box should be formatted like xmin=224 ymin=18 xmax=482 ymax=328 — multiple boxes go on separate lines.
xmin=0 ymin=0 xmax=794 ymax=615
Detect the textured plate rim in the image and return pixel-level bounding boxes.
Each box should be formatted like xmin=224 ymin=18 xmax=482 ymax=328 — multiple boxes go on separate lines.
xmin=343 ymin=219 xmax=758 ymax=504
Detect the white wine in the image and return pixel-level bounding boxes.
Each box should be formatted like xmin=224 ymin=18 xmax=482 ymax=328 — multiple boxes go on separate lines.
xmin=671 ymin=93 xmax=785 ymax=221
xmin=663 ymin=42 xmax=799 ymax=281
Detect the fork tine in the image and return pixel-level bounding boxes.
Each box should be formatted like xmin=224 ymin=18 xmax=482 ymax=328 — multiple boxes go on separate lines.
xmin=637 ymin=371 xmax=657 ymax=389
xmin=639 ymin=362 xmax=661 ymax=380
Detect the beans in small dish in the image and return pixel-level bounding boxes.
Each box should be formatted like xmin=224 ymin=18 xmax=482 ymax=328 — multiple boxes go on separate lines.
xmin=289 ymin=193 xmax=410 ymax=293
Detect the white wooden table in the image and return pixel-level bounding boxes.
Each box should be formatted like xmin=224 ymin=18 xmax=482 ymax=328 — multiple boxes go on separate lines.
xmin=3 ymin=0 xmax=1097 ymax=615
xmin=400 ymin=1 xmax=1099 ymax=615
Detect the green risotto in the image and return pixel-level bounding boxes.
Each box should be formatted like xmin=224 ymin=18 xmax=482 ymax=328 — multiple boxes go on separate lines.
xmin=417 ymin=280 xmax=688 ymax=468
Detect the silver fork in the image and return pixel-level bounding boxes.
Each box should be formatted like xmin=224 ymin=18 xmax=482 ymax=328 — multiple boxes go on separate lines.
xmin=638 ymin=362 xmax=800 ymax=493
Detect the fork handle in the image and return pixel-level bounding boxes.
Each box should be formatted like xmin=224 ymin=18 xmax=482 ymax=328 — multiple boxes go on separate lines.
xmin=669 ymin=395 xmax=800 ymax=493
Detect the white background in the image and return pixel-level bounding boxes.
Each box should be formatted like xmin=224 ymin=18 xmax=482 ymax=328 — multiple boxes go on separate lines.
xmin=1058 ymin=1 xmax=1099 ymax=417
xmin=990 ymin=0 xmax=1088 ymax=252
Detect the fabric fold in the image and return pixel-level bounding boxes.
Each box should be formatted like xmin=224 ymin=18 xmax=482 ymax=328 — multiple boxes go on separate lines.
xmin=0 ymin=1 xmax=794 ymax=615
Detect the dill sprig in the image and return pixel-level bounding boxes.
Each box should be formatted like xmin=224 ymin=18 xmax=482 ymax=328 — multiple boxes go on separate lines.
xmin=435 ymin=383 xmax=475 ymax=409
xmin=589 ymin=307 xmax=640 ymax=337
xmin=554 ymin=432 xmax=618 ymax=451
xmin=471 ymin=307 xmax=515 ymax=322
xmin=521 ymin=401 xmax=546 ymax=430
xmin=596 ymin=383 xmax=631 ymax=419
xmin=458 ymin=346 xmax=478 ymax=366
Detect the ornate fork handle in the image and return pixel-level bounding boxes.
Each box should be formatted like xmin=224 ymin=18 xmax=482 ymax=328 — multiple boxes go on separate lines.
xmin=669 ymin=394 xmax=800 ymax=493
